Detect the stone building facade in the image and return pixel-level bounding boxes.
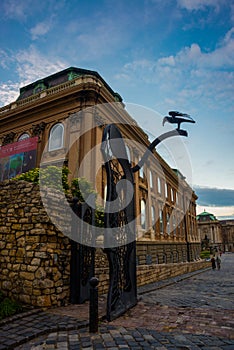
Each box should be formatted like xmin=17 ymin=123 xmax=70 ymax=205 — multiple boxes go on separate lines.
xmin=219 ymin=220 xmax=234 ymax=252
xmin=0 ymin=67 xmax=200 ymax=268
xmin=197 ymin=210 xmax=223 ymax=252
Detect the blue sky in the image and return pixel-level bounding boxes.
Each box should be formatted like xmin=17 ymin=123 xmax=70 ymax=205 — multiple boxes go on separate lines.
xmin=0 ymin=0 xmax=233 ymax=218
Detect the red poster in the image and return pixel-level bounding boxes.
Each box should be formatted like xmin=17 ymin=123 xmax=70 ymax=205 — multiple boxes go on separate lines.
xmin=0 ymin=137 xmax=38 ymax=158
xmin=0 ymin=137 xmax=38 ymax=181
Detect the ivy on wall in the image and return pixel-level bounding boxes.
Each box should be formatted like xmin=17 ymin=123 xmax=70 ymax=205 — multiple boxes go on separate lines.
xmin=13 ymin=166 xmax=104 ymax=228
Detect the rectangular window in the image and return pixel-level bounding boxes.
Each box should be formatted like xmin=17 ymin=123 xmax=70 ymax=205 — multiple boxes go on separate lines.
xmin=160 ymin=209 xmax=164 ymax=234
xmin=157 ymin=177 xmax=161 ymax=194
xmin=165 ymin=183 xmax=168 ymax=198
xmin=171 ymin=188 xmax=174 ymax=202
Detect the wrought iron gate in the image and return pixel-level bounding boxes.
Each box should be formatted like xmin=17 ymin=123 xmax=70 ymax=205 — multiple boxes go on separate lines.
xmin=70 ymin=198 xmax=95 ymax=304
xmin=101 ymin=124 xmax=137 ymax=321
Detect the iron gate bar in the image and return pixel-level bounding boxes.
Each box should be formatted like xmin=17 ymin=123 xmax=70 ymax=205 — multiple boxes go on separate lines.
xmin=70 ymin=198 xmax=96 ymax=304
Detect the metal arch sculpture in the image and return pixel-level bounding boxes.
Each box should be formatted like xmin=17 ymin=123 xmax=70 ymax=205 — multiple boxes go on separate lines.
xmin=101 ymin=113 xmax=195 ymax=321
xmin=101 ymin=124 xmax=137 ymax=321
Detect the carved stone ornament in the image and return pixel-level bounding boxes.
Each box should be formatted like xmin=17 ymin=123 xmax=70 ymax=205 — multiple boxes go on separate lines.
xmin=94 ymin=114 xmax=105 ymax=127
xmin=69 ymin=112 xmax=83 ymax=126
xmin=2 ymin=132 xmax=16 ymax=145
xmin=32 ymin=122 xmax=46 ymax=137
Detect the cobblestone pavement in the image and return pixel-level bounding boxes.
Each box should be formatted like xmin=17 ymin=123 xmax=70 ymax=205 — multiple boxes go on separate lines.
xmin=0 ymin=253 xmax=233 ymax=349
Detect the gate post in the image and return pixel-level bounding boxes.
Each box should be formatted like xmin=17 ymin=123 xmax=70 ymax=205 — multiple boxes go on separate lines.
xmin=89 ymin=277 xmax=99 ymax=333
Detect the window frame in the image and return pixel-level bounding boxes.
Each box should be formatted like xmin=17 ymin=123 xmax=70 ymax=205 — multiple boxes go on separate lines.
xmin=18 ymin=133 xmax=30 ymax=141
xmin=48 ymin=123 xmax=64 ymax=152
xmin=140 ymin=199 xmax=146 ymax=230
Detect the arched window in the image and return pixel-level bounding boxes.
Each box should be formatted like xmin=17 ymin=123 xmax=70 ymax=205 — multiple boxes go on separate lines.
xmin=18 ymin=133 xmax=30 ymax=141
xmin=48 ymin=123 xmax=64 ymax=151
xmin=140 ymin=199 xmax=146 ymax=229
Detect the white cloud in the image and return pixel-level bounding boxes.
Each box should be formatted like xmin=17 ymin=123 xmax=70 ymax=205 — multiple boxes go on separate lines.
xmin=116 ymin=28 xmax=234 ymax=110
xmin=30 ymin=19 xmax=53 ymax=40
xmin=15 ymin=46 xmax=67 ymax=85
xmin=0 ymin=46 xmax=68 ymax=106
xmin=0 ymin=82 xmax=20 ymax=106
xmin=196 ymin=205 xmax=234 ymax=219
xmin=74 ymin=20 xmax=126 ymax=60
xmin=2 ymin=0 xmax=32 ymax=21
xmin=177 ymin=0 xmax=223 ymax=11
xmin=0 ymin=50 xmax=13 ymax=69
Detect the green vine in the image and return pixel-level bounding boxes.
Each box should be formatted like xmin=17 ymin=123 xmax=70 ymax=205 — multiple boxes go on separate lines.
xmin=13 ymin=166 xmax=104 ymax=227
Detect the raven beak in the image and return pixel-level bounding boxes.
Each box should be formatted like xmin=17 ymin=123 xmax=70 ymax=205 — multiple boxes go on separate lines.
xmin=162 ymin=117 xmax=168 ymax=126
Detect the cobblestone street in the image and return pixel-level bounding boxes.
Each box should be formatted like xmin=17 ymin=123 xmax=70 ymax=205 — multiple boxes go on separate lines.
xmin=110 ymin=253 xmax=234 ymax=339
xmin=1 ymin=253 xmax=233 ymax=349
xmin=141 ymin=253 xmax=233 ymax=310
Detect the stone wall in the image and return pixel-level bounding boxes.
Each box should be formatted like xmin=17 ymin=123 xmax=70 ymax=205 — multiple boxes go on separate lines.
xmin=0 ymin=180 xmax=208 ymax=308
xmin=136 ymin=241 xmax=201 ymax=265
xmin=0 ymin=180 xmax=72 ymax=307
xmin=136 ymin=260 xmax=209 ymax=287
xmin=95 ymin=260 xmax=209 ymax=295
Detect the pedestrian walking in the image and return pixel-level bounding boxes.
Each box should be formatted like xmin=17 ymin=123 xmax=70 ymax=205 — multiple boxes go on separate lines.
xmin=211 ymin=255 xmax=216 ymax=269
xmin=216 ymin=255 xmax=221 ymax=270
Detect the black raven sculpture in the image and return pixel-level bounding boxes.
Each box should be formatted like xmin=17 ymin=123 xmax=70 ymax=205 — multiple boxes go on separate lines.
xmin=163 ymin=111 xmax=195 ymax=130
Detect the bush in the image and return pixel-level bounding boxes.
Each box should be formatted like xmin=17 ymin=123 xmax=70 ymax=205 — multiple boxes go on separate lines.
xmin=14 ymin=166 xmax=70 ymax=193
xmin=71 ymin=177 xmax=96 ymax=201
xmin=13 ymin=167 xmax=104 ymax=227
xmin=0 ymin=292 xmax=22 ymax=320
xmin=200 ymin=250 xmax=210 ymax=259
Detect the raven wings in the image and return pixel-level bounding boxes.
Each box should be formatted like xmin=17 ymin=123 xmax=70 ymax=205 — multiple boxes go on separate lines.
xmin=163 ymin=111 xmax=195 ymax=130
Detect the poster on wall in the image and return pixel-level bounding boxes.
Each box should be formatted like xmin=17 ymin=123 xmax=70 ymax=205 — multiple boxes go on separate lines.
xmin=0 ymin=137 xmax=38 ymax=181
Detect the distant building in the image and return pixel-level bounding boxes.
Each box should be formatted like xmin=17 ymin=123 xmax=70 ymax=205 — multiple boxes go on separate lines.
xmin=219 ymin=220 xmax=234 ymax=252
xmin=197 ymin=210 xmax=222 ymax=251
xmin=0 ymin=67 xmax=200 ymax=262
xmin=197 ymin=210 xmax=234 ymax=253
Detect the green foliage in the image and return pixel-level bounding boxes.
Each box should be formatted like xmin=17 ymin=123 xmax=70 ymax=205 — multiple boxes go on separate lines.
xmin=14 ymin=167 xmax=40 ymax=183
xmin=14 ymin=166 xmax=69 ymax=193
xmin=71 ymin=178 xmax=104 ymax=227
xmin=13 ymin=167 xmax=104 ymax=227
xmin=39 ymin=166 xmax=69 ymax=193
xmin=71 ymin=177 xmax=96 ymax=201
xmin=0 ymin=292 xmax=22 ymax=320
xmin=95 ymin=205 xmax=104 ymax=228
xmin=200 ymin=250 xmax=210 ymax=259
